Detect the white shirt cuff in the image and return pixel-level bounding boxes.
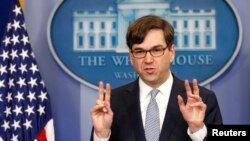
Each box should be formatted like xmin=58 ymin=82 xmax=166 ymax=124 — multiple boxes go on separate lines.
xmin=93 ymin=130 xmax=111 ymax=141
xmin=187 ymin=125 xmax=207 ymax=141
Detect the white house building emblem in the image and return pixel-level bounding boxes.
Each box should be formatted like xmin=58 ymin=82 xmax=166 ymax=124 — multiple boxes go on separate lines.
xmin=48 ymin=0 xmax=242 ymax=89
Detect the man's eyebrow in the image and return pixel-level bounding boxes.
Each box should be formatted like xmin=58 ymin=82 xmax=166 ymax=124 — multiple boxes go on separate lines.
xmin=152 ymin=45 xmax=164 ymax=48
xmin=133 ymin=45 xmax=164 ymax=50
xmin=133 ymin=47 xmax=144 ymax=50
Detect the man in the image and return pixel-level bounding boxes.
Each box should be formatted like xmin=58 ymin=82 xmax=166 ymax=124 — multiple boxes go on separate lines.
xmin=90 ymin=15 xmax=222 ymax=141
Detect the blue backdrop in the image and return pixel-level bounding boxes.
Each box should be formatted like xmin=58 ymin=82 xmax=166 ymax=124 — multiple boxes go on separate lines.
xmin=1 ymin=0 xmax=250 ymax=141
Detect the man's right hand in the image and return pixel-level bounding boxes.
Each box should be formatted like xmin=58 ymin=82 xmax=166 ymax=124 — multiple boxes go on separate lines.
xmin=90 ymin=81 xmax=113 ymax=138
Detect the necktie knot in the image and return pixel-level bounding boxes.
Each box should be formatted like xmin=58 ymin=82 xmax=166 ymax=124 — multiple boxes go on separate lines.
xmin=150 ymin=89 xmax=160 ymax=99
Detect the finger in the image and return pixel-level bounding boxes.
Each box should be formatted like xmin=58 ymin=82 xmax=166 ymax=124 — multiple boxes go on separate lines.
xmin=190 ymin=101 xmax=206 ymax=110
xmin=192 ymin=79 xmax=199 ymax=96
xmin=184 ymin=80 xmax=192 ymax=97
xmin=98 ymin=81 xmax=104 ymax=100
xmin=90 ymin=103 xmax=105 ymax=115
xmin=104 ymin=83 xmax=111 ymax=102
xmin=96 ymin=99 xmax=105 ymax=106
xmin=102 ymin=107 xmax=108 ymax=113
xmin=104 ymin=100 xmax=113 ymax=115
xmin=188 ymin=94 xmax=202 ymax=102
xmin=177 ymin=95 xmax=185 ymax=111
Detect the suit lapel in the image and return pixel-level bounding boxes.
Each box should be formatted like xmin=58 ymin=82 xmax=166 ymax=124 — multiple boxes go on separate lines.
xmin=123 ymin=80 xmax=146 ymax=141
xmin=159 ymin=76 xmax=186 ymax=141
xmin=121 ymin=77 xmax=187 ymax=141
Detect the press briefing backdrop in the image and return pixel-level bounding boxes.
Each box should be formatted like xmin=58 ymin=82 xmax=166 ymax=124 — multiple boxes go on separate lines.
xmin=1 ymin=0 xmax=250 ymax=141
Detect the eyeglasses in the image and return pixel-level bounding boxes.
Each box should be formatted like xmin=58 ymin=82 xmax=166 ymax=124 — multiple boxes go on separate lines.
xmin=131 ymin=47 xmax=168 ymax=59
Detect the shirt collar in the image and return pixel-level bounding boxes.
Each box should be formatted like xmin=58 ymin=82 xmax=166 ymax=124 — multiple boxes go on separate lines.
xmin=139 ymin=73 xmax=174 ymax=100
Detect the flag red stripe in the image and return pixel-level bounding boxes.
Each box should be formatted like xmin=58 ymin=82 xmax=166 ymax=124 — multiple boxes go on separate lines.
xmin=36 ymin=129 xmax=47 ymax=141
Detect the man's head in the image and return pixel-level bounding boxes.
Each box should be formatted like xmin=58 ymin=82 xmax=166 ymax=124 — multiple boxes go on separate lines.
xmin=126 ymin=15 xmax=174 ymax=50
xmin=127 ymin=15 xmax=175 ymax=88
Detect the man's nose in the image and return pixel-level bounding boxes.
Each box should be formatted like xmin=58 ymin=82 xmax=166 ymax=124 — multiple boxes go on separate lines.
xmin=144 ymin=51 xmax=153 ymax=63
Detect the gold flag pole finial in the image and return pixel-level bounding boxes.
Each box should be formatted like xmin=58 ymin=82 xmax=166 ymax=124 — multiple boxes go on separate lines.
xmin=19 ymin=0 xmax=24 ymax=11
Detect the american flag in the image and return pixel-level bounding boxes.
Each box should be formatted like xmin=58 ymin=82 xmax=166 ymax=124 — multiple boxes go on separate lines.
xmin=0 ymin=0 xmax=55 ymax=141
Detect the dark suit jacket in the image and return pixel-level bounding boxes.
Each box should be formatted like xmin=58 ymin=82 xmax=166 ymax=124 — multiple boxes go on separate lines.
xmin=91 ymin=76 xmax=223 ymax=141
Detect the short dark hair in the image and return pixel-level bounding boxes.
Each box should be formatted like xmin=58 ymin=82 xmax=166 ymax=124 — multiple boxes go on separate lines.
xmin=126 ymin=15 xmax=174 ymax=49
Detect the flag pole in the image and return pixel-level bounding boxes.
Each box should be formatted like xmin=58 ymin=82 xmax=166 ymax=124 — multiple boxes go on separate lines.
xmin=19 ymin=0 xmax=24 ymax=10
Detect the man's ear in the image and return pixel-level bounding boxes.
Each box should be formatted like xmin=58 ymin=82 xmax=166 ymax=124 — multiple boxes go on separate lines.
xmin=129 ymin=51 xmax=134 ymax=65
xmin=170 ymin=44 xmax=175 ymax=63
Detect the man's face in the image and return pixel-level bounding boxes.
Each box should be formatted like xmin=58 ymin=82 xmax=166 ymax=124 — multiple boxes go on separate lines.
xmin=129 ymin=29 xmax=175 ymax=88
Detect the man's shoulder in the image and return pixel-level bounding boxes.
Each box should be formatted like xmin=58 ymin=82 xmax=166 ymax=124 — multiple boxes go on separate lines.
xmin=110 ymin=79 xmax=139 ymax=108
xmin=173 ymin=75 xmax=215 ymax=95
xmin=111 ymin=79 xmax=139 ymax=94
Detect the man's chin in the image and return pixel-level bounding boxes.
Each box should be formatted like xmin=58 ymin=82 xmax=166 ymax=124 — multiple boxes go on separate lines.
xmin=142 ymin=77 xmax=159 ymax=85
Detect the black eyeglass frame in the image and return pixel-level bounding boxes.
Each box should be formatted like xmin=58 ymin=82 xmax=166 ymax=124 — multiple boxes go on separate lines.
xmin=130 ymin=47 xmax=169 ymax=59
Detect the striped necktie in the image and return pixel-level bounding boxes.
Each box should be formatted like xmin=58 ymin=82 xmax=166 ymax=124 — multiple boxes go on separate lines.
xmin=145 ymin=89 xmax=160 ymax=141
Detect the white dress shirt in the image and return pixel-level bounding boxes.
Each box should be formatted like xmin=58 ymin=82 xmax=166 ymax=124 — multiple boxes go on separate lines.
xmin=139 ymin=74 xmax=172 ymax=130
xmin=94 ymin=73 xmax=207 ymax=141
